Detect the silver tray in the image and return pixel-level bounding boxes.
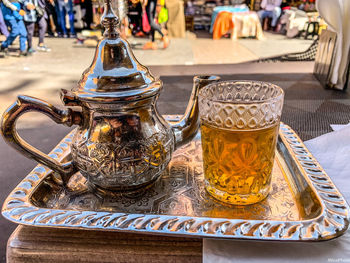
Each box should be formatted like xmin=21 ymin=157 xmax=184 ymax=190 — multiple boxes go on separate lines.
xmin=2 ymin=123 xmax=349 ymax=241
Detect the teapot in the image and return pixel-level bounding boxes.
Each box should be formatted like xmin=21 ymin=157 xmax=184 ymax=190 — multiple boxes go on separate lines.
xmin=1 ymin=0 xmax=220 ymax=194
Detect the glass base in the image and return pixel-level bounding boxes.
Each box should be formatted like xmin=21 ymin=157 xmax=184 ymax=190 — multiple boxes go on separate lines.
xmin=204 ymin=180 xmax=270 ymax=205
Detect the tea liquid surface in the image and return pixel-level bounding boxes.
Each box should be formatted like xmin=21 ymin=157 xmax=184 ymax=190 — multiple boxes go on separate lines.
xmin=200 ymin=122 xmax=279 ymax=205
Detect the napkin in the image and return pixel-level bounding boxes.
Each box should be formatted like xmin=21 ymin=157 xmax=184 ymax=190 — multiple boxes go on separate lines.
xmin=304 ymin=124 xmax=350 ymax=200
xmin=203 ymin=125 xmax=350 ymax=263
xmin=330 ymin=123 xmax=350 ymax=131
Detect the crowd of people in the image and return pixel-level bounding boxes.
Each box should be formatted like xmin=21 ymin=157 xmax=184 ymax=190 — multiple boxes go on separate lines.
xmin=0 ymin=0 xmax=315 ymax=57
xmin=0 ymin=0 xmax=85 ymax=56
xmin=257 ymin=0 xmax=316 ymax=31
xmin=0 ymin=0 xmax=170 ymax=57
xmin=120 ymin=0 xmax=169 ymax=49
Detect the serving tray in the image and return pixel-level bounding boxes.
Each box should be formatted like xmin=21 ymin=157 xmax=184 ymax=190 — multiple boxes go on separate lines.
xmin=2 ymin=123 xmax=349 ymax=241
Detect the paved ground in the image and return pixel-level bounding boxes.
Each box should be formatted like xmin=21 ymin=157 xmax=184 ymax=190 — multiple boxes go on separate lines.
xmin=0 ymin=32 xmax=313 ymax=116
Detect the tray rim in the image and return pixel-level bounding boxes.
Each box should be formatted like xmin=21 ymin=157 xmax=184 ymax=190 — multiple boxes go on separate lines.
xmin=2 ymin=123 xmax=349 ymax=241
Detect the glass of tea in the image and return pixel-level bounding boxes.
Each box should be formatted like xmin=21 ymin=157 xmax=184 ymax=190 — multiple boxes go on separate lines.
xmin=198 ymin=80 xmax=284 ymax=205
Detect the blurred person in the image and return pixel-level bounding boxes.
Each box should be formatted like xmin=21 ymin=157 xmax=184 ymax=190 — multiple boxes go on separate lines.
xmin=46 ymin=0 xmax=60 ymax=36
xmin=24 ymin=0 xmax=51 ymax=53
xmin=0 ymin=0 xmax=35 ymax=56
xmin=0 ymin=7 xmax=9 ymax=37
xmin=299 ymin=0 xmax=316 ymax=12
xmin=116 ymin=0 xmax=129 ymax=38
xmin=257 ymin=0 xmax=282 ymax=29
xmin=142 ymin=0 xmax=169 ymax=50
xmin=82 ymin=0 xmax=92 ymax=29
xmin=156 ymin=0 xmax=167 ymax=34
xmin=56 ymin=0 xmax=75 ymax=37
xmin=128 ymin=0 xmax=144 ymax=36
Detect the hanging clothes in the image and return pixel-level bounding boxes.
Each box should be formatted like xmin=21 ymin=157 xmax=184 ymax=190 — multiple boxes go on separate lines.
xmin=316 ymin=0 xmax=350 ymax=90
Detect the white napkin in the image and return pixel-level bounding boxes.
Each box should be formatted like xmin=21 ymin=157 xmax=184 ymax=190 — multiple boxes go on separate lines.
xmin=330 ymin=123 xmax=350 ymax=131
xmin=203 ymin=125 xmax=350 ymax=263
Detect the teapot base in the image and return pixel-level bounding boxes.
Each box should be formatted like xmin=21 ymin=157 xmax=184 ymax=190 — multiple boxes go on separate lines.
xmin=88 ymin=177 xmax=160 ymax=198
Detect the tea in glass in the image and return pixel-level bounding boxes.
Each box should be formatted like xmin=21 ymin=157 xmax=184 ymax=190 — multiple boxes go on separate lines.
xmin=198 ymin=81 xmax=284 ymax=205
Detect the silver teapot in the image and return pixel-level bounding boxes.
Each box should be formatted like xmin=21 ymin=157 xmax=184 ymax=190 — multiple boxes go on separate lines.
xmin=1 ymin=0 xmax=220 ymax=194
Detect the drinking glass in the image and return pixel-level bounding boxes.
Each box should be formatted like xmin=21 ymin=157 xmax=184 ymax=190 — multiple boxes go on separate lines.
xmin=198 ymin=80 xmax=284 ymax=205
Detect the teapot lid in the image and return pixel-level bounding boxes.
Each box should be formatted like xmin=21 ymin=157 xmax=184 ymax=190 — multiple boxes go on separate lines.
xmin=66 ymin=0 xmax=161 ymax=103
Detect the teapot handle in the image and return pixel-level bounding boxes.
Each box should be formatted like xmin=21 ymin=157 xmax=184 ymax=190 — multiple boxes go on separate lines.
xmin=1 ymin=95 xmax=82 ymax=179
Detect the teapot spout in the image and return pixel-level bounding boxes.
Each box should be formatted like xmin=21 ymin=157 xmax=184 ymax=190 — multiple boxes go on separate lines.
xmin=169 ymin=75 xmax=220 ymax=149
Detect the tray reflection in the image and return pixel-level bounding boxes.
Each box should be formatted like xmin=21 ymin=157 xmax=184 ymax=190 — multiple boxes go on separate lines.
xmin=31 ymin=138 xmax=321 ymax=221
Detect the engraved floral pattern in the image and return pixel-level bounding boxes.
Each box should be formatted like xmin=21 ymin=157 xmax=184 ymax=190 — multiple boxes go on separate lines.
xmin=70 ymin=113 xmax=173 ymax=188
xmin=198 ymin=81 xmax=284 ymax=130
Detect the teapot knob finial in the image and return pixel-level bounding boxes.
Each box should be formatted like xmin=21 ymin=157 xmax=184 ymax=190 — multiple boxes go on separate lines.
xmin=101 ymin=0 xmax=120 ymax=39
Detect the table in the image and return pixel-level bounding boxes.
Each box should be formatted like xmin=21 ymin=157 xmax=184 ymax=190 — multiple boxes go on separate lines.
xmin=3 ymin=64 xmax=350 ymax=262
xmin=209 ymin=5 xmax=249 ymax=33
xmin=211 ymin=9 xmax=264 ymax=40
xmin=7 ymin=226 xmax=202 ymax=263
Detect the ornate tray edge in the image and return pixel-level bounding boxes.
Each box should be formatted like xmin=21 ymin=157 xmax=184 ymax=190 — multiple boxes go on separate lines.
xmin=2 ymin=123 xmax=349 ymax=241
